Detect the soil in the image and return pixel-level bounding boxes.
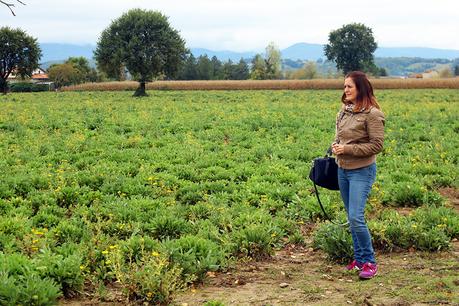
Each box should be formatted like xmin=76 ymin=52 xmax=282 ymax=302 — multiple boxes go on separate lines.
xmin=439 ymin=187 xmax=459 ymax=212
xmin=173 ymin=241 xmax=459 ymax=306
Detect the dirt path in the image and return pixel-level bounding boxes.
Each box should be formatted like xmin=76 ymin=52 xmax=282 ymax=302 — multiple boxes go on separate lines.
xmin=174 ymin=241 xmax=459 ymax=306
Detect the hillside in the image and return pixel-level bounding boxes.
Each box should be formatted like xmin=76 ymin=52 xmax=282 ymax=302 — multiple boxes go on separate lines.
xmin=38 ymin=43 xmax=459 ymax=76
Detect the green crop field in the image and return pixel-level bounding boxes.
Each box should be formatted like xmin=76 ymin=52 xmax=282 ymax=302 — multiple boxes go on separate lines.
xmin=0 ymin=90 xmax=458 ymax=304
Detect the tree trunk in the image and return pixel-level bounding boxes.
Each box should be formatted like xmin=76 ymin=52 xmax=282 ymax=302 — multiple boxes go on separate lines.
xmin=0 ymin=78 xmax=8 ymax=95
xmin=133 ymin=81 xmax=148 ymax=97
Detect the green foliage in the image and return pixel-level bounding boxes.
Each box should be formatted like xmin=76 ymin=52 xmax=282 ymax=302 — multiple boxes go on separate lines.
xmin=48 ymin=63 xmax=79 ymax=88
xmin=250 ymin=42 xmax=282 ymax=80
xmin=0 ymin=89 xmax=458 ymax=301
xmin=324 ymin=23 xmax=377 ymax=74
xmin=9 ymin=82 xmax=50 ymax=92
xmin=146 ymin=215 xmax=190 ymax=241
xmin=287 ymin=61 xmax=319 ymax=79
xmin=369 ymin=207 xmax=455 ymax=252
xmin=0 ymin=253 xmax=62 ymax=305
xmin=34 ymin=249 xmax=84 ymax=297
xmin=312 ymin=223 xmax=354 ymax=263
xmin=231 ymin=224 xmax=276 ymax=259
xmin=264 ymin=42 xmax=282 ymax=79
xmin=0 ymin=26 xmax=41 ymax=94
xmin=106 ymin=247 xmax=185 ymax=305
xmin=250 ymin=54 xmax=267 ymax=80
xmin=178 ymin=55 xmax=249 ymax=80
xmin=94 ymin=9 xmax=187 ymax=96
xmin=164 ymin=236 xmax=224 ymax=282
xmin=48 ymin=57 xmax=101 ymax=87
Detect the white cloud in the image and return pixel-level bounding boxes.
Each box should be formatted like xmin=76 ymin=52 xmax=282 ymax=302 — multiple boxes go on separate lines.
xmin=1 ymin=0 xmax=458 ymax=50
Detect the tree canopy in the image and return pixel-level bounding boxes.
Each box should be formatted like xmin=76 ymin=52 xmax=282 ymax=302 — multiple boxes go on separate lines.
xmin=250 ymin=42 xmax=282 ymax=80
xmin=94 ymin=9 xmax=187 ymax=96
xmin=0 ymin=26 xmax=41 ymax=94
xmin=324 ymin=23 xmax=377 ymax=74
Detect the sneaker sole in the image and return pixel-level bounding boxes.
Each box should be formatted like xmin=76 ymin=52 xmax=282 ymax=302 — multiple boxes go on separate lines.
xmin=359 ymin=272 xmax=377 ymax=279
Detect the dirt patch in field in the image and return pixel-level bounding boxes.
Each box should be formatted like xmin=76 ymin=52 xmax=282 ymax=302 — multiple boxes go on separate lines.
xmin=439 ymin=187 xmax=459 ymax=212
xmin=174 ymin=242 xmax=459 ymax=306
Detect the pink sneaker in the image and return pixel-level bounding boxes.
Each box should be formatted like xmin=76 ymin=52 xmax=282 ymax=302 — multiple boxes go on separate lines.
xmin=346 ymin=260 xmax=363 ymax=271
xmin=359 ymin=262 xmax=378 ymax=279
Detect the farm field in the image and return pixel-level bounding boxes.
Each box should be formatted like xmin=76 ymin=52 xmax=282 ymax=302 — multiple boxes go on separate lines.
xmin=0 ymin=90 xmax=458 ymax=305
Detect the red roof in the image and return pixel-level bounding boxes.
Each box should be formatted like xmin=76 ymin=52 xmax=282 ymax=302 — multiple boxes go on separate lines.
xmin=32 ymin=74 xmax=49 ymax=79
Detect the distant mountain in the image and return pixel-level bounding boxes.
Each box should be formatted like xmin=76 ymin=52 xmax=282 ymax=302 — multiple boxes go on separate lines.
xmin=190 ymin=48 xmax=257 ymax=62
xmin=39 ymin=42 xmax=459 ymax=65
xmin=278 ymin=43 xmax=459 ymax=61
xmin=374 ymin=47 xmax=459 ymax=59
xmin=280 ymin=43 xmax=325 ymax=61
xmin=40 ymin=43 xmax=95 ymax=63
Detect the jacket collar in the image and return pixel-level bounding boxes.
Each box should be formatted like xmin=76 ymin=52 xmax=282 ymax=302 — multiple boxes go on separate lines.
xmin=341 ymin=104 xmax=372 ymax=114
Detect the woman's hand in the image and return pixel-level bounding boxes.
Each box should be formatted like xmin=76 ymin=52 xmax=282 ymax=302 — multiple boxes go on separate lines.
xmin=332 ymin=143 xmax=345 ymax=155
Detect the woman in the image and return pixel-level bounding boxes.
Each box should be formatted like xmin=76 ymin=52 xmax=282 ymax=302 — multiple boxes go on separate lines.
xmin=331 ymin=71 xmax=385 ymax=279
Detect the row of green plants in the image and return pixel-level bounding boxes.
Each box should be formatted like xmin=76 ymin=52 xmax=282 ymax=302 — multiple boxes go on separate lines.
xmin=313 ymin=205 xmax=459 ymax=263
xmin=0 ymin=89 xmax=458 ymax=304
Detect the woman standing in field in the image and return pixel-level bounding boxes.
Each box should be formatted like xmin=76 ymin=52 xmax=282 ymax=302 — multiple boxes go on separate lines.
xmin=331 ymin=71 xmax=385 ymax=279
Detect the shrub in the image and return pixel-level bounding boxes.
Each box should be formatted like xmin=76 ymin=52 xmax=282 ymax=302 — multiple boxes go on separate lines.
xmin=231 ymin=224 xmax=274 ymax=259
xmin=107 ymin=250 xmax=185 ymax=305
xmin=34 ymin=249 xmax=84 ymax=297
xmin=51 ymin=219 xmax=90 ymax=245
xmin=0 ymin=253 xmax=61 ymax=305
xmin=412 ymin=206 xmax=459 ymax=238
xmin=145 ymin=215 xmax=190 ymax=241
xmin=368 ymin=206 xmax=458 ymax=251
xmin=164 ymin=236 xmax=224 ymax=282
xmin=118 ymin=236 xmax=161 ymax=264
xmin=387 ymin=182 xmax=425 ymax=207
xmin=9 ymin=82 xmax=50 ymax=92
xmin=312 ymin=223 xmax=353 ymax=263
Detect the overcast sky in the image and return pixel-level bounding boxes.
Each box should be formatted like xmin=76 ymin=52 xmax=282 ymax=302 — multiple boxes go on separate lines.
xmin=2 ymin=0 xmax=459 ymax=51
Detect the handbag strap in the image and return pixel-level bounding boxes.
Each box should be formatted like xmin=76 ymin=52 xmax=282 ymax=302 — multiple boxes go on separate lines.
xmin=312 ymin=181 xmax=349 ymax=226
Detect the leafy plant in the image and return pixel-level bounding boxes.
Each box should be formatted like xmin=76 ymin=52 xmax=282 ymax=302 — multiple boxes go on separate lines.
xmin=312 ymin=223 xmax=353 ymax=263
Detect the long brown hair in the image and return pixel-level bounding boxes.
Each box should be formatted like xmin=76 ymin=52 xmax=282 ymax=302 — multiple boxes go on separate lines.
xmin=341 ymin=71 xmax=381 ymax=111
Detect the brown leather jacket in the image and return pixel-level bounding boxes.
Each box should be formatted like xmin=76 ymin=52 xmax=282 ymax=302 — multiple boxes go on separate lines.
xmin=333 ymin=105 xmax=385 ymax=169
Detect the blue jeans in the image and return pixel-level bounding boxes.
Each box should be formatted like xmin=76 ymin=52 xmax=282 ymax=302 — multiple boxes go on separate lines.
xmin=338 ymin=163 xmax=376 ymax=264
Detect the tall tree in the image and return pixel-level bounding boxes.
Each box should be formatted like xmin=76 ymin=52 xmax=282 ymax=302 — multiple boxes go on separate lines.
xmin=48 ymin=63 xmax=79 ymax=88
xmin=178 ymin=54 xmax=197 ymax=80
xmin=211 ymin=56 xmax=222 ymax=79
xmin=232 ymin=58 xmax=250 ymax=80
xmin=1 ymin=0 xmax=25 ymax=16
xmin=454 ymin=65 xmax=459 ymax=76
xmin=265 ymin=42 xmax=282 ymax=79
xmin=196 ymin=55 xmax=213 ymax=80
xmin=94 ymin=9 xmax=187 ymax=96
xmin=324 ymin=23 xmax=377 ymax=74
xmin=250 ymin=54 xmax=267 ymax=80
xmin=65 ymin=57 xmax=92 ymax=83
xmin=221 ymin=59 xmax=234 ymax=80
xmin=0 ymin=26 xmax=41 ymax=94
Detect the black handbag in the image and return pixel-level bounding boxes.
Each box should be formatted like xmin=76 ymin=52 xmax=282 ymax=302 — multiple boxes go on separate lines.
xmin=309 ymin=148 xmax=339 ymax=191
xmin=309 ymin=148 xmax=347 ymax=224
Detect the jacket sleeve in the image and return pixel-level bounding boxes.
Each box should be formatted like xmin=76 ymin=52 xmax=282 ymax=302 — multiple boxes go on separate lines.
xmin=343 ymin=109 xmax=385 ymax=157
